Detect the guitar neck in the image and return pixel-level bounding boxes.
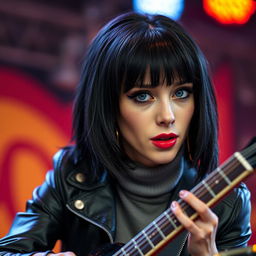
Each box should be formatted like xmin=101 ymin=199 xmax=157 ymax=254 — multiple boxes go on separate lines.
xmin=113 ymin=148 xmax=255 ymax=256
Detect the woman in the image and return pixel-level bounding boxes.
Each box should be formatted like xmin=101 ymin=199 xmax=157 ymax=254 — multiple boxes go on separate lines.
xmin=0 ymin=12 xmax=251 ymax=256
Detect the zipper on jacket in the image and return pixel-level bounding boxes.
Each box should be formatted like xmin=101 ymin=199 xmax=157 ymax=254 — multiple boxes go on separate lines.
xmin=176 ymin=232 xmax=189 ymax=256
xmin=66 ymin=204 xmax=114 ymax=243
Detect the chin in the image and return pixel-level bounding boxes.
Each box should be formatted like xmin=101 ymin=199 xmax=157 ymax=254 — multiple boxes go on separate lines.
xmin=145 ymin=153 xmax=178 ymax=166
xmin=156 ymin=157 xmax=175 ymax=165
xmin=159 ymin=150 xmax=180 ymax=163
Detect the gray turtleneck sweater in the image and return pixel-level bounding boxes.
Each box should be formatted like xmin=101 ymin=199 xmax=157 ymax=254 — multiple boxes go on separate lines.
xmin=114 ymin=151 xmax=184 ymax=243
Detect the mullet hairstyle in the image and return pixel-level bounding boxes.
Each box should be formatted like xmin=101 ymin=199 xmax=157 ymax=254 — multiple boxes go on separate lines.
xmin=73 ymin=12 xmax=218 ymax=180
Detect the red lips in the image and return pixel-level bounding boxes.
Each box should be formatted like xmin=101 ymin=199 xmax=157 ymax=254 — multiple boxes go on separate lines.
xmin=150 ymin=133 xmax=178 ymax=149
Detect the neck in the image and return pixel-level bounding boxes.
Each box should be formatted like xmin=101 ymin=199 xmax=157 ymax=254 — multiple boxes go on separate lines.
xmin=114 ymin=149 xmax=184 ymax=198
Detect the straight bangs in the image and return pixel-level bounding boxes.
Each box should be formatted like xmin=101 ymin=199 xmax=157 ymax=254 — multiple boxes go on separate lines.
xmin=120 ymin=33 xmax=199 ymax=92
xmin=73 ymin=12 xmax=218 ymax=179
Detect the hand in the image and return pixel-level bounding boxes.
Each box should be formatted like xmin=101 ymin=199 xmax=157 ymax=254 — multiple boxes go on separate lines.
xmin=171 ymin=190 xmax=219 ymax=256
xmin=33 ymin=252 xmax=76 ymax=256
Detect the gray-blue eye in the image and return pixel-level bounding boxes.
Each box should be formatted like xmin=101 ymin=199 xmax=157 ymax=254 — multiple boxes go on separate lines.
xmin=136 ymin=93 xmax=150 ymax=102
xmin=175 ymin=89 xmax=189 ymax=99
xmin=127 ymin=90 xmax=154 ymax=104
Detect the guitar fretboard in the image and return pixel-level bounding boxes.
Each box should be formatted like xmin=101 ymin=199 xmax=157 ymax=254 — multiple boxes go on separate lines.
xmin=113 ymin=147 xmax=255 ymax=256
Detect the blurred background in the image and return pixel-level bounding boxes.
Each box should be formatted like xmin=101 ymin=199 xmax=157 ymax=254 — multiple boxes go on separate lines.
xmin=0 ymin=0 xmax=255 ymax=248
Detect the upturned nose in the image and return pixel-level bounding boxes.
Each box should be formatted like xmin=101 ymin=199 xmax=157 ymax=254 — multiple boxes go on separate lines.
xmin=156 ymin=102 xmax=175 ymax=127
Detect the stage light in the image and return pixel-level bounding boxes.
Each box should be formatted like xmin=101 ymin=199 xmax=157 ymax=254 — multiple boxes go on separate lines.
xmin=133 ymin=0 xmax=184 ymax=20
xmin=203 ymin=0 xmax=255 ymax=24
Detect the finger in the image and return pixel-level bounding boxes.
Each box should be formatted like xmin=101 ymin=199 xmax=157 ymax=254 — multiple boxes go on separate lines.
xmin=62 ymin=252 xmax=76 ymax=256
xmin=55 ymin=252 xmax=77 ymax=256
xmin=171 ymin=201 xmax=202 ymax=235
xmin=33 ymin=252 xmax=76 ymax=256
xmin=178 ymin=190 xmax=218 ymax=225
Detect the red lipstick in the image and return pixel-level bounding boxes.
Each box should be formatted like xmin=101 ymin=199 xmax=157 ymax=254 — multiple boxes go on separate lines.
xmin=150 ymin=133 xmax=178 ymax=149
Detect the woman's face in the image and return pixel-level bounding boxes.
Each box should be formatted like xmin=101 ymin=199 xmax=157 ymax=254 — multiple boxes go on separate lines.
xmin=118 ymin=72 xmax=195 ymax=167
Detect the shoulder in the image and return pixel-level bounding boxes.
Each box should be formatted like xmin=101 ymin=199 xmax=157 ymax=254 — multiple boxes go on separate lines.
xmin=52 ymin=146 xmax=92 ymax=180
xmin=52 ymin=146 xmax=78 ymax=174
xmin=32 ymin=147 xmax=111 ymax=213
xmin=49 ymin=146 xmax=109 ymax=190
xmin=213 ymin=183 xmax=251 ymax=249
xmin=213 ymin=183 xmax=251 ymax=215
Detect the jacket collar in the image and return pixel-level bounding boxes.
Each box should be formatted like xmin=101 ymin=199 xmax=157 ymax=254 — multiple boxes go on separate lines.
xmin=65 ymin=158 xmax=197 ymax=247
xmin=66 ymin=169 xmax=116 ymax=242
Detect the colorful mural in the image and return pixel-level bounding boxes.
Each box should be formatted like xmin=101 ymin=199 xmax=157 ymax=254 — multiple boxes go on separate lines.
xmin=0 ymin=67 xmax=72 ymax=241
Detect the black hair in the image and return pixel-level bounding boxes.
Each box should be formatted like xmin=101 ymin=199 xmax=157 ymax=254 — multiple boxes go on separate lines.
xmin=73 ymin=12 xmax=218 ymax=180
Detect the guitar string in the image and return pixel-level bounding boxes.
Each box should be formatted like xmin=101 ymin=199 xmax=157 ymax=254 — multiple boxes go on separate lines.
xmin=187 ymin=142 xmax=256 ymax=201
xmin=135 ymin=155 xmax=255 ymax=255
xmin=168 ymin=156 xmax=241 ymax=214
xmin=115 ymin=158 xmax=241 ymax=256
xmin=188 ymin=158 xmax=239 ymax=198
xmin=161 ymin=156 xmax=242 ymax=228
xmin=142 ymin=155 xmax=250 ymax=254
xmin=240 ymin=142 xmax=256 ymax=158
xmin=131 ymin=154 xmax=251 ymax=255
xmin=115 ymin=163 xmax=256 ymax=256
xmin=190 ymin=142 xmax=256 ymax=209
xmin=116 ymin=155 xmax=255 ymax=256
xmin=114 ymin=145 xmax=256 ymax=256
xmin=115 ymin=156 xmax=246 ymax=256
xmin=178 ymin=156 xmax=248 ymax=213
xmin=165 ymin=151 xmax=256 ymax=236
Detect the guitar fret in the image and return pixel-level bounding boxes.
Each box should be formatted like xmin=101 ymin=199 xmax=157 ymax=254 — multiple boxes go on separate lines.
xmin=153 ymin=220 xmax=166 ymax=239
xmin=234 ymin=152 xmax=253 ymax=171
xmin=111 ymin=138 xmax=256 ymax=256
xmin=202 ymin=180 xmax=216 ymax=197
xmin=217 ymin=167 xmax=231 ymax=185
xmin=164 ymin=211 xmax=177 ymax=228
xmin=121 ymin=246 xmax=129 ymax=256
xmin=132 ymin=238 xmax=144 ymax=256
xmin=142 ymin=230 xmax=154 ymax=248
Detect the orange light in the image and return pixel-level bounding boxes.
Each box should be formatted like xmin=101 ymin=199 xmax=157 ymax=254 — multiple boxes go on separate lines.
xmin=203 ymin=0 xmax=255 ymax=24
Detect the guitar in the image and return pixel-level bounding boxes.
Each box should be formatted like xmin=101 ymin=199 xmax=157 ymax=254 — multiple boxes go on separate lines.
xmin=109 ymin=138 xmax=256 ymax=256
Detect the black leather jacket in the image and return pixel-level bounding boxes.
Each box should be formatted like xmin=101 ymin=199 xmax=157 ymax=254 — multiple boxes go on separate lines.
xmin=0 ymin=148 xmax=252 ymax=256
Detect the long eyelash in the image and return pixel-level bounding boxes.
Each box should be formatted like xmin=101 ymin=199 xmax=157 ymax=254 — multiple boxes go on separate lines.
xmin=127 ymin=90 xmax=153 ymax=104
xmin=176 ymin=86 xmax=193 ymax=93
xmin=127 ymin=90 xmax=152 ymax=99
xmin=174 ymin=87 xmax=193 ymax=98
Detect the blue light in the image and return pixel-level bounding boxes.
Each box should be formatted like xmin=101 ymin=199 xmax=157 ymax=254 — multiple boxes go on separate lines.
xmin=133 ymin=0 xmax=184 ymax=20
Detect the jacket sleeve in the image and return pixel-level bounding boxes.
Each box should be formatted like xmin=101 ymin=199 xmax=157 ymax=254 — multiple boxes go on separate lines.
xmin=214 ymin=183 xmax=252 ymax=252
xmin=0 ymin=149 xmax=68 ymax=256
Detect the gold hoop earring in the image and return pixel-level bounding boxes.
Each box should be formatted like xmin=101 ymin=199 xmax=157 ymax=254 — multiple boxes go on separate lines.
xmin=115 ymin=130 xmax=119 ymax=142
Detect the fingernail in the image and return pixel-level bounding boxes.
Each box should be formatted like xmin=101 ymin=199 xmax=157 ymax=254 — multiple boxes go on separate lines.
xmin=179 ymin=190 xmax=188 ymax=198
xmin=171 ymin=201 xmax=177 ymax=209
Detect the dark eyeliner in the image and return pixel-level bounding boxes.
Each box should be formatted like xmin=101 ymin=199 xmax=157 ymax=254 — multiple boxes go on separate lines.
xmin=178 ymin=86 xmax=193 ymax=93
xmin=127 ymin=90 xmax=151 ymax=98
xmin=174 ymin=86 xmax=193 ymax=98
xmin=127 ymin=90 xmax=153 ymax=104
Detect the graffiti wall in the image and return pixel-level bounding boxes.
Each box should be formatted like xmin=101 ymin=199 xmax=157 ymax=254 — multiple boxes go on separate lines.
xmin=0 ymin=67 xmax=72 ymax=239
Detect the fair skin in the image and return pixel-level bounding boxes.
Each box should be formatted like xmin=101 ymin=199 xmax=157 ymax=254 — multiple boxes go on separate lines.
xmin=34 ymin=74 xmax=218 ymax=256
xmin=117 ymin=71 xmax=218 ymax=256
xmin=118 ymin=80 xmax=194 ymax=166
xmin=172 ymin=190 xmax=218 ymax=256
